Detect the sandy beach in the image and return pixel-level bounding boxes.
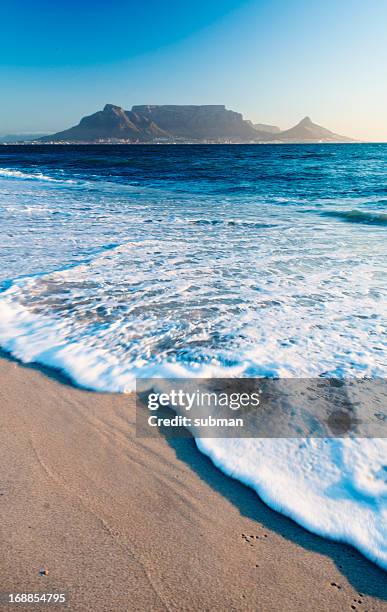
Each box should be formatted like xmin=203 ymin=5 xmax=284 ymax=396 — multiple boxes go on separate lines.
xmin=0 ymin=353 xmax=386 ymax=611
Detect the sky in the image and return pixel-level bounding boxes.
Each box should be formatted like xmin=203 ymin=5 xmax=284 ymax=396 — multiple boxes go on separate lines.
xmin=1 ymin=0 xmax=386 ymax=140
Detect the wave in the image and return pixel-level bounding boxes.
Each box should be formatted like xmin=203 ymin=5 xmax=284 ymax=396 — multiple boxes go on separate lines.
xmin=196 ymin=436 xmax=387 ymax=571
xmin=323 ymin=209 xmax=387 ymax=225
xmin=140 ymin=218 xmax=277 ymax=228
xmin=0 ymin=241 xmax=386 ymax=571
xmin=0 ymin=287 xmax=386 ymax=570
xmin=190 ymin=218 xmax=276 ymax=228
xmin=0 ymin=167 xmax=183 ymax=197
xmin=0 ymin=167 xmax=76 ymax=184
xmin=140 ymin=218 xmax=277 ymax=229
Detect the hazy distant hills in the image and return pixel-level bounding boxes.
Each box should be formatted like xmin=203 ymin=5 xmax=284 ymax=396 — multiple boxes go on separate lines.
xmin=0 ymin=133 xmax=48 ymax=143
xmin=253 ymin=123 xmax=281 ymax=134
xmin=39 ymin=105 xmax=354 ymax=144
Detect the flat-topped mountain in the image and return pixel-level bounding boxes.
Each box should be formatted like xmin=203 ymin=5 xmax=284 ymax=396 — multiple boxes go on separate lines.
xmin=39 ymin=106 xmax=354 ymax=143
xmin=41 ymin=104 xmax=271 ymax=143
xmin=129 ymin=105 xmax=269 ymax=141
xmin=274 ymin=116 xmax=354 ymax=142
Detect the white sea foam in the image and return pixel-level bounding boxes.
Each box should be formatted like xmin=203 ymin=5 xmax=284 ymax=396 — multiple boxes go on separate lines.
xmin=0 ymin=286 xmax=386 ymax=570
xmin=0 ymin=232 xmax=386 ymax=569
xmin=0 ymin=167 xmax=76 ymax=183
xmin=196 ymin=437 xmax=387 ymax=570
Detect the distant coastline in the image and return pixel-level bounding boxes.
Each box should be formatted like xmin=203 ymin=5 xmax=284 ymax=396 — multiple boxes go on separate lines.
xmin=1 ymin=141 xmax=367 ymax=146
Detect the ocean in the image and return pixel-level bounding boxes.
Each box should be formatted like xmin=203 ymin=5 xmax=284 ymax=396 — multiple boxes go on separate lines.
xmin=0 ymin=144 xmax=386 ymax=569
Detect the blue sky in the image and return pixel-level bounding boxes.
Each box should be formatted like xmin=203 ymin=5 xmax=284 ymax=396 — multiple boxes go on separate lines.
xmin=1 ymin=0 xmax=386 ymax=140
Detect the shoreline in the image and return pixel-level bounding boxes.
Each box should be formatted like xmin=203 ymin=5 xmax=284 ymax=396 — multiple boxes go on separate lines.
xmin=0 ymin=354 xmax=386 ymax=610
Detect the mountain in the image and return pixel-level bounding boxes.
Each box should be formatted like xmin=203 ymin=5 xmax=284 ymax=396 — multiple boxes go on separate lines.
xmin=274 ymin=116 xmax=354 ymax=142
xmin=40 ymin=104 xmax=272 ymax=143
xmin=39 ymin=106 xmax=354 ymax=144
xmin=253 ymin=123 xmax=280 ymax=134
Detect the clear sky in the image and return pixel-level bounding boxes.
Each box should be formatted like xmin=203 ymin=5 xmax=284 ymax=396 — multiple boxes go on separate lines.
xmin=1 ymin=0 xmax=386 ymax=140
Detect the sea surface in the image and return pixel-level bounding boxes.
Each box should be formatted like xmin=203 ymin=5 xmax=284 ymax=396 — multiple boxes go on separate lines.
xmin=0 ymin=144 xmax=386 ymax=569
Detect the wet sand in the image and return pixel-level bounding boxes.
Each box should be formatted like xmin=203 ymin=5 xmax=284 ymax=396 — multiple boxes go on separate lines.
xmin=0 ymin=354 xmax=386 ymax=611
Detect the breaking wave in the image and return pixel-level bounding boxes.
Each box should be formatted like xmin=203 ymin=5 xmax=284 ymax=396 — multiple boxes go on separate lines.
xmin=0 ymin=167 xmax=76 ymax=184
xmin=323 ymin=209 xmax=387 ymax=225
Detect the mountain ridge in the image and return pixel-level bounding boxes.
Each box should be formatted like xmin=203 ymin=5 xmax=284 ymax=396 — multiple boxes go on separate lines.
xmin=39 ymin=105 xmax=354 ymax=143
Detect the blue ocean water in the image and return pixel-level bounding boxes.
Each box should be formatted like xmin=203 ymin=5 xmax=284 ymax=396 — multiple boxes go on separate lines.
xmin=0 ymin=144 xmax=386 ymax=568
